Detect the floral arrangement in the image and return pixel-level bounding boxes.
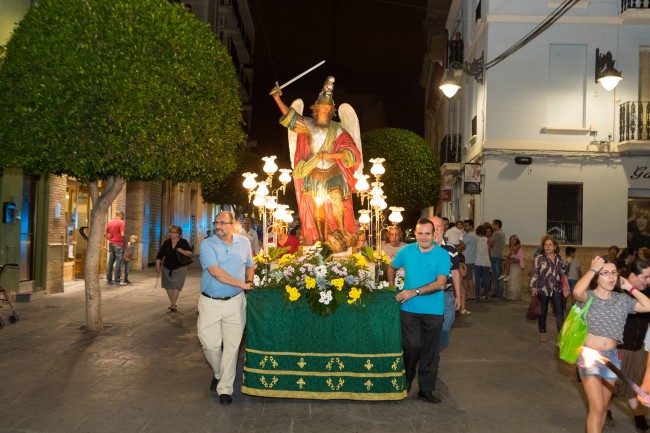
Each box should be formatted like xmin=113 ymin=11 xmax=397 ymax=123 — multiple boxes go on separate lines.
xmin=253 ymin=243 xmax=394 ymax=316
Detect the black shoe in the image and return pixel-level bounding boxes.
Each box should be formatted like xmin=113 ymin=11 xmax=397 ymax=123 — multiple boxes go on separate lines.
xmin=209 ymin=377 xmax=219 ymax=392
xmin=635 ymin=415 xmax=648 ymax=431
xmin=417 ymin=391 xmax=441 ymax=404
xmin=124 ymin=280 xmax=132 ymax=284
xmin=605 ymin=410 xmax=615 ymax=426
xmin=219 ymin=394 xmax=232 ymax=405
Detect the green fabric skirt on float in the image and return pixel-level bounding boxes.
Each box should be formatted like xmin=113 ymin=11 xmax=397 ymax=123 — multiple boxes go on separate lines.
xmin=242 ymin=289 xmax=407 ymax=400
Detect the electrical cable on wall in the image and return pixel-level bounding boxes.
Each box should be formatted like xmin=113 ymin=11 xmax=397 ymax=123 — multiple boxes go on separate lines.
xmin=484 ymin=0 xmax=582 ymax=71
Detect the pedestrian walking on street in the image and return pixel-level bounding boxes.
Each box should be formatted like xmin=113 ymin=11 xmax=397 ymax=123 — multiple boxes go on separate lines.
xmin=155 ymin=225 xmax=193 ymax=312
xmin=198 ymin=211 xmax=254 ymax=405
xmin=105 ymin=210 xmax=126 ymax=285
xmin=615 ymin=260 xmax=650 ymax=432
xmin=122 ymin=235 xmax=137 ymax=284
xmin=431 ymin=217 xmax=461 ymax=351
xmin=573 ymin=256 xmax=650 ymax=433
xmin=388 ymin=217 xmax=450 ymax=404
xmin=488 ymin=219 xmax=506 ymax=299
xmin=529 ymin=235 xmax=570 ymax=342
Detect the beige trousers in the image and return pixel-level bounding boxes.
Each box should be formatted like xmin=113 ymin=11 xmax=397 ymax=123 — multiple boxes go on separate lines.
xmin=197 ymin=293 xmax=246 ymax=395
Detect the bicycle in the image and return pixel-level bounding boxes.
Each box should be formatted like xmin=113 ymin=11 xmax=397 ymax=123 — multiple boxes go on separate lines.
xmin=0 ymin=263 xmax=19 ymax=328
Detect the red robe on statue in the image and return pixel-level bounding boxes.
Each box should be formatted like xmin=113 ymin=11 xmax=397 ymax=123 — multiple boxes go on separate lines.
xmin=293 ymin=126 xmax=361 ymax=245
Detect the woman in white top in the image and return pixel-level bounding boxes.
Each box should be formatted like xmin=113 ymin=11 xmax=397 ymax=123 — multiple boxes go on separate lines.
xmin=474 ymin=225 xmax=491 ymax=301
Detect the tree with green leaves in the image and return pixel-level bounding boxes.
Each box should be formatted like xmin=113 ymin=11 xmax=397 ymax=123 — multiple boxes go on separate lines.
xmin=360 ymin=128 xmax=440 ymax=212
xmin=0 ymin=0 xmax=245 ymax=331
xmin=201 ymin=151 xmax=261 ymax=215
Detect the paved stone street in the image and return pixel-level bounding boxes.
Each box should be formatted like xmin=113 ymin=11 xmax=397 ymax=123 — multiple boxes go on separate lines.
xmin=0 ymin=266 xmax=643 ymax=432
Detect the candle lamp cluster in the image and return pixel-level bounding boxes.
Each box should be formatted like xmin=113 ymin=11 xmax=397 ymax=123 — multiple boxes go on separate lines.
xmin=353 ymin=158 xmax=404 ymax=252
xmin=242 ymin=155 xmax=294 ymax=254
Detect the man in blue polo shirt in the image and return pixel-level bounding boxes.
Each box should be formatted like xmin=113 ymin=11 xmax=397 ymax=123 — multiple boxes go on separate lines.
xmin=198 ymin=211 xmax=254 ymax=405
xmin=388 ymin=217 xmax=450 ymax=404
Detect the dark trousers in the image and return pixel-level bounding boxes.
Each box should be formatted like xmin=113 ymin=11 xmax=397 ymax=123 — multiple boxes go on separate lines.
xmin=538 ymin=291 xmax=564 ymax=333
xmin=401 ymin=311 xmax=443 ymax=392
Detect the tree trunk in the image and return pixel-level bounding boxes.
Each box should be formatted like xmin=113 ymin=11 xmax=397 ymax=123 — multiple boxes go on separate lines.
xmin=84 ymin=176 xmax=126 ymax=332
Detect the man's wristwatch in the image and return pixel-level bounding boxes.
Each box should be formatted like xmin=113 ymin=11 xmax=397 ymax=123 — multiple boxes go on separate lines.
xmin=415 ymin=288 xmax=420 ymax=296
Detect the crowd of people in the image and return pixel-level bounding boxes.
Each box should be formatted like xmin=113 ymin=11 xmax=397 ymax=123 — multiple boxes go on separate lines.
xmin=104 ymin=207 xmax=650 ymax=429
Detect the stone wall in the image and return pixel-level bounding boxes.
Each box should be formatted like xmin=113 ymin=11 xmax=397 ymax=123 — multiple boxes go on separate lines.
xmin=45 ymin=174 xmax=67 ymax=293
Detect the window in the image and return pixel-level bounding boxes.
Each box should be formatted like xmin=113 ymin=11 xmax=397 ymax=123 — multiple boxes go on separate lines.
xmin=547 ymin=183 xmax=582 ymax=244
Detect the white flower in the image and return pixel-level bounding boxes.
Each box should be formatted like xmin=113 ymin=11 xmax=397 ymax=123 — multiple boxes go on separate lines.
xmin=377 ymin=281 xmax=390 ymax=290
xmin=318 ymin=290 xmax=333 ymax=305
xmin=315 ymin=265 xmax=327 ymax=278
xmin=253 ymin=275 xmax=261 ymax=286
xmin=395 ymin=269 xmax=405 ymax=290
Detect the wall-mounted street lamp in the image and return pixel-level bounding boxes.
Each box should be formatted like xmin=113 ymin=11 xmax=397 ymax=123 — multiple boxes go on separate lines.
xmin=439 ymin=52 xmax=484 ymax=99
xmin=439 ymin=69 xmax=461 ymax=99
xmin=595 ymin=48 xmax=622 ymax=92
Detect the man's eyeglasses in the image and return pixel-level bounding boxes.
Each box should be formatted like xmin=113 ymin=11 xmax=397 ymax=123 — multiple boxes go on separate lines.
xmin=169 ymin=231 xmax=178 ymax=234
xmin=599 ymin=271 xmax=618 ymax=277
xmin=213 ymin=221 xmax=232 ymax=226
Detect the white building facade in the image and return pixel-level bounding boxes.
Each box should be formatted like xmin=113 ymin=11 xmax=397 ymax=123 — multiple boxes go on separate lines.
xmin=430 ymin=0 xmax=650 ymax=249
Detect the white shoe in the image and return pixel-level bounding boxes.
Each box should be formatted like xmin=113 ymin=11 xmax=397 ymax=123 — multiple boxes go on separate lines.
xmin=498 ymin=275 xmax=506 ymax=280
xmin=502 ymin=276 xmax=510 ymax=281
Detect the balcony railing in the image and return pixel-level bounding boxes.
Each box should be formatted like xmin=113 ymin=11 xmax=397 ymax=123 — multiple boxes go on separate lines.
xmin=440 ymin=134 xmax=462 ymax=164
xmin=621 ymin=0 xmax=650 ymax=13
xmin=619 ymin=101 xmax=650 ymax=141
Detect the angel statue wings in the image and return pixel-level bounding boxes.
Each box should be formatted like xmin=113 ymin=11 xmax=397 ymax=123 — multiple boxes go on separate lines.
xmin=270 ymin=76 xmax=363 ymax=248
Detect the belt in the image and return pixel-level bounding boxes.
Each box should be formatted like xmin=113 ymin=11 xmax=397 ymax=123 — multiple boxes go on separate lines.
xmin=201 ymin=291 xmax=240 ymax=301
xmin=444 ymin=286 xmax=453 ymax=292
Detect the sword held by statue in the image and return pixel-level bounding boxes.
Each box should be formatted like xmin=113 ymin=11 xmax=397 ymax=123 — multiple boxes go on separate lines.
xmin=269 ymin=60 xmax=326 ymax=95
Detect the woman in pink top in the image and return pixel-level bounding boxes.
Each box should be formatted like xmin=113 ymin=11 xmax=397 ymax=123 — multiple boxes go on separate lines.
xmin=499 ymin=235 xmax=524 ymax=282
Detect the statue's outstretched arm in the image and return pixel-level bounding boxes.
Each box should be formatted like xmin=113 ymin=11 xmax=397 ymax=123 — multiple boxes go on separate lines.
xmin=270 ymin=83 xmax=290 ymax=115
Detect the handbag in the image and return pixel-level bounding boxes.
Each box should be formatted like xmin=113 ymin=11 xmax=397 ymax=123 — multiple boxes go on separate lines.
xmin=557 ymin=296 xmax=594 ymax=364
xmin=561 ymin=275 xmax=570 ymax=298
xmin=175 ymin=249 xmax=193 ymax=266
xmin=526 ymin=295 xmax=542 ymax=320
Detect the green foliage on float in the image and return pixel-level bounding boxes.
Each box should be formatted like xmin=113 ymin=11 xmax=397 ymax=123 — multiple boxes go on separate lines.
xmin=361 ymin=128 xmax=441 ymax=211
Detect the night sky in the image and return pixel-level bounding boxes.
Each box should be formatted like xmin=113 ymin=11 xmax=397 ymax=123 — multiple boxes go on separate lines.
xmin=247 ymin=0 xmax=429 ymax=163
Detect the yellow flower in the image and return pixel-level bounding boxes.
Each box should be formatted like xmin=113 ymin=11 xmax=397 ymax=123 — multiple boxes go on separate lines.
xmin=254 ymin=253 xmax=269 ymax=264
xmin=285 ymin=285 xmax=301 ymax=301
xmin=278 ymin=253 xmax=295 ymax=268
xmin=331 ymin=278 xmax=345 ymax=291
xmin=348 ymin=287 xmax=362 ymax=304
xmin=353 ymin=254 xmax=368 ymax=268
xmin=305 ymin=276 xmax=316 ymax=289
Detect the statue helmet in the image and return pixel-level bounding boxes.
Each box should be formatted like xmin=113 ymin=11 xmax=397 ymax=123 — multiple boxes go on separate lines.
xmin=315 ymin=76 xmax=335 ymax=106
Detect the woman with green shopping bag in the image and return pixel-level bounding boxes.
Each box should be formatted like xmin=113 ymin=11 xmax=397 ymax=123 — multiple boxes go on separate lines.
xmin=573 ymin=256 xmax=650 ymax=433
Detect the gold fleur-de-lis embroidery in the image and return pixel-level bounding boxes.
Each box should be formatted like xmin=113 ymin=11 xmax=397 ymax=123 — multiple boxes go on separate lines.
xmin=326 ymin=377 xmax=345 ymax=390
xmin=326 ymin=357 xmax=345 ymax=371
xmin=259 ymin=356 xmax=268 ymax=368
xmin=391 ymin=357 xmax=401 ymax=371
xmin=391 ymin=378 xmax=401 ymax=390
xmin=269 ymin=356 xmax=279 ymax=368
xmin=260 ymin=375 xmax=279 ymax=388
xmin=364 ymin=359 xmax=374 ymax=371
xmin=297 ymin=357 xmax=307 ymax=369
xmin=364 ymin=380 xmax=373 ymax=390
xmin=297 ymin=378 xmax=306 ymax=389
